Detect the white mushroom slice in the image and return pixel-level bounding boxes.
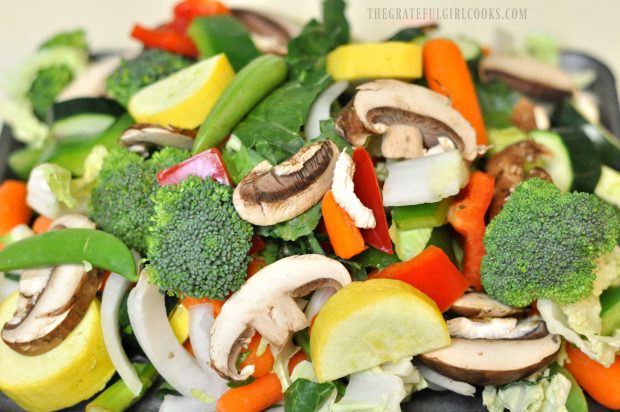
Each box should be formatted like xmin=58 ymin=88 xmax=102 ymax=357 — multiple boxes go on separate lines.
xmin=331 ymin=150 xmax=376 ymax=229
xmin=231 ymin=9 xmax=292 ymax=55
xmin=233 ymin=140 xmax=339 ymax=226
xmin=335 ymin=79 xmax=478 ymax=161
xmin=479 ymin=55 xmax=573 ymax=101
xmin=210 ymin=255 xmax=351 ymax=381
xmin=447 ymin=317 xmax=540 ymax=340
xmin=450 ymin=293 xmax=527 ymax=319
xmin=119 ymin=124 xmax=195 ymax=153
xmin=419 ymin=332 xmax=561 ymax=386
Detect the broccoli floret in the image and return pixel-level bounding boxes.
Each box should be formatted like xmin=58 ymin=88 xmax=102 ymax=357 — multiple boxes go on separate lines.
xmin=147 ymin=175 xmax=253 ymax=299
xmin=28 ymin=65 xmax=74 ymax=119
xmin=89 ymin=147 xmax=189 ymax=254
xmin=39 ymin=29 xmax=89 ymax=53
xmin=481 ymin=178 xmax=620 ymax=307
xmin=105 ymin=49 xmax=193 ymax=107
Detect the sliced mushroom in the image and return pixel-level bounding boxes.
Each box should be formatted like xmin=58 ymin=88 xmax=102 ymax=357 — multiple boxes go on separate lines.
xmin=119 ymin=124 xmax=195 ymax=154
xmin=447 ymin=317 xmax=542 ymax=340
xmin=209 ymin=254 xmax=351 ymax=381
xmin=335 ymin=79 xmax=478 ymax=161
xmin=233 ymin=140 xmax=339 ymax=225
xmin=450 ymin=292 xmax=527 ymax=319
xmin=479 ymin=55 xmax=573 ymax=101
xmin=419 ymin=329 xmax=561 ymax=385
xmin=331 ymin=150 xmax=376 ymax=229
xmin=1 ymin=214 xmax=101 ymax=355
xmin=510 ymin=97 xmax=550 ymax=132
xmin=231 ymin=9 xmax=291 ymax=55
xmin=486 ymin=140 xmax=553 ymax=218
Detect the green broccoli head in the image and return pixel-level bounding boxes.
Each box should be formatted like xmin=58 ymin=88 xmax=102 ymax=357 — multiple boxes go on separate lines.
xmin=39 ymin=29 xmax=89 ymax=53
xmin=147 ymin=175 xmax=253 ymax=299
xmin=105 ymin=49 xmax=193 ymax=107
xmin=481 ymin=178 xmax=620 ymax=307
xmin=28 ymin=65 xmax=74 ymax=120
xmin=89 ymin=147 xmax=189 ymax=254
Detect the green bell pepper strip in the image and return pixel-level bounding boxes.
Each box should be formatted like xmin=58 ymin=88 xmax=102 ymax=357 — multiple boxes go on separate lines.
xmin=86 ymin=363 xmax=159 ymax=412
xmin=0 ymin=229 xmax=137 ymax=281
xmin=391 ymin=198 xmax=451 ymax=230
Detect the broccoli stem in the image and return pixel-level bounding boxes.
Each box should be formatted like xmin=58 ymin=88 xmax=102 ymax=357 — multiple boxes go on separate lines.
xmin=86 ymin=363 xmax=158 ymax=412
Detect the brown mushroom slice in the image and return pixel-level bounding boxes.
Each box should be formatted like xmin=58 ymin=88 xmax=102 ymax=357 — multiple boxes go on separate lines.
xmin=119 ymin=123 xmax=195 ymax=153
xmin=233 ymin=140 xmax=339 ymax=226
xmin=418 ymin=332 xmax=561 ymax=386
xmin=1 ymin=265 xmax=103 ymax=355
xmin=451 ymin=292 xmax=527 ymax=319
xmin=335 ymin=79 xmax=478 ymax=160
xmin=479 ymin=55 xmax=573 ymax=101
xmin=486 ymin=140 xmax=552 ymax=218
xmin=231 ymin=9 xmax=291 ymax=55
xmin=210 ymin=254 xmax=351 ymax=381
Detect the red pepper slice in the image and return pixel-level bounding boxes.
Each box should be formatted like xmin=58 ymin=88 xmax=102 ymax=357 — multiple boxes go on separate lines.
xmin=447 ymin=171 xmax=494 ymax=291
xmin=369 ymin=246 xmax=469 ymax=312
xmin=157 ymin=148 xmax=232 ymax=186
xmin=174 ymin=0 xmax=230 ymax=20
xmin=352 ymin=148 xmax=393 ymax=254
xmin=131 ymin=24 xmax=198 ymax=58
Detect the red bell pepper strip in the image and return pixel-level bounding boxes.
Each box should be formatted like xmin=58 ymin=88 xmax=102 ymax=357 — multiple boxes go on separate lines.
xmin=157 ymin=148 xmax=232 ymax=186
xmin=447 ymin=171 xmax=494 ymax=291
xmin=131 ymin=24 xmax=198 ymax=58
xmin=352 ymin=148 xmax=393 ymax=254
xmin=369 ymin=245 xmax=469 ymax=312
xmin=174 ymin=0 xmax=230 ymax=20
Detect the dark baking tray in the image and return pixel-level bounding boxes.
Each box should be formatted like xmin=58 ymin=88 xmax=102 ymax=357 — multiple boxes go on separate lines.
xmin=1 ymin=50 xmax=619 ymax=411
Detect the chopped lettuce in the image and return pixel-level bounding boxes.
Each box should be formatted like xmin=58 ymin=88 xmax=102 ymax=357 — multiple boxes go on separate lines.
xmin=26 ymin=145 xmax=108 ymax=218
xmin=483 ymin=369 xmax=571 ymax=412
xmin=39 ymin=29 xmax=88 ymax=53
xmin=332 ymin=357 xmax=425 ymax=412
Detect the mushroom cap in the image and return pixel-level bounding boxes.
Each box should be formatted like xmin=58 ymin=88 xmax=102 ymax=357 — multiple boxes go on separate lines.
xmin=209 ymin=254 xmax=351 ymax=381
xmin=231 ymin=8 xmax=291 ymax=55
xmin=479 ymin=55 xmax=573 ymax=101
xmin=450 ymin=292 xmax=527 ymax=319
xmin=233 ymin=140 xmax=339 ymax=226
xmin=419 ymin=328 xmax=561 ymax=385
xmin=336 ymin=79 xmax=478 ymax=161
xmin=119 ymin=123 xmax=195 ymax=154
xmin=447 ymin=317 xmax=542 ymax=340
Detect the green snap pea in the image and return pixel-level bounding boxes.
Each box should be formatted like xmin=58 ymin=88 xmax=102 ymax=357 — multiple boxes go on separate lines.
xmin=0 ymin=229 xmax=137 ymax=281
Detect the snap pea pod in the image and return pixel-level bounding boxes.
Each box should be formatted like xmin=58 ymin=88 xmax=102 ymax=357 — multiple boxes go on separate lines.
xmin=0 ymin=229 xmax=137 ymax=281
xmin=192 ymin=54 xmax=287 ymax=154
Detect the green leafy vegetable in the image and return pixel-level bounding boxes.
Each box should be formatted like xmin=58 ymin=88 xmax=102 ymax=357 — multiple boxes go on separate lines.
xmin=387 ymin=27 xmax=426 ymax=42
xmin=233 ymin=72 xmax=331 ymax=164
xmin=475 ymin=80 xmax=520 ymax=129
xmin=352 ymin=247 xmax=401 ymax=271
xmin=284 ymin=378 xmax=336 ymax=412
xmin=28 ymin=65 xmax=74 ymax=119
xmin=39 ymin=29 xmax=88 ymax=53
xmin=221 ymin=135 xmax=265 ymax=185
xmin=257 ymin=203 xmax=322 ymax=241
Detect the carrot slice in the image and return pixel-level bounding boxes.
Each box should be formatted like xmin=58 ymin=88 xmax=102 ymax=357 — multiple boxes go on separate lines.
xmin=322 ymin=191 xmax=365 ymax=259
xmin=0 ymin=180 xmax=32 ymax=234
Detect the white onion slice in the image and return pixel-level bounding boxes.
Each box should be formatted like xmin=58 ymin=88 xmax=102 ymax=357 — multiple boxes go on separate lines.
xmin=306 ymin=80 xmax=349 ymax=140
xmin=160 ymin=394 xmax=211 ymax=412
xmin=188 ymin=303 xmax=229 ymax=398
xmin=304 ymin=287 xmax=336 ymax=321
xmin=101 ymin=272 xmax=142 ymax=395
xmin=128 ymin=273 xmax=222 ymax=401
xmin=417 ymin=364 xmax=476 ymax=397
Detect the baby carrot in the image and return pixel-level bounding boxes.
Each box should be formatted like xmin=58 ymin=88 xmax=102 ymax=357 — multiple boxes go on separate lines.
xmin=423 ymin=39 xmax=488 ymax=145
xmin=0 ymin=180 xmax=32 ymax=235
xmin=216 ymin=373 xmax=283 ymax=412
xmin=181 ymin=296 xmax=224 ymax=317
xmin=322 ymin=191 xmax=366 ymax=259
xmin=32 ymin=215 xmax=53 ymax=234
xmin=565 ymin=344 xmax=620 ymax=409
xmin=239 ymin=333 xmax=274 ymax=378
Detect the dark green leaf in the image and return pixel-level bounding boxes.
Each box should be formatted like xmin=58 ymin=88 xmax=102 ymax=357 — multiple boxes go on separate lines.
xmin=387 ymin=27 xmax=426 ymax=42
xmin=221 ymin=141 xmax=265 ymax=185
xmin=293 ymin=329 xmax=312 ymax=360
xmin=475 ymin=80 xmax=520 ymax=129
xmin=257 ymin=203 xmax=322 ymax=241
xmin=352 ymin=247 xmax=401 ymax=270
xmin=227 ymin=376 xmax=255 ymax=388
xmin=284 ymin=378 xmax=335 ymax=412
xmin=316 ymin=119 xmax=350 ymax=150
xmin=322 ymin=0 xmax=349 ymax=46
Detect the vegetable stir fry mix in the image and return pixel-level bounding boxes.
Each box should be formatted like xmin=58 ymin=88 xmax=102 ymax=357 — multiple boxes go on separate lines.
xmin=1 ymin=0 xmax=620 ymax=411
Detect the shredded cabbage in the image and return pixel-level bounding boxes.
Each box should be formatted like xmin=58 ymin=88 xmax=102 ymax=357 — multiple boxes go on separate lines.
xmin=483 ymin=369 xmax=571 ymax=412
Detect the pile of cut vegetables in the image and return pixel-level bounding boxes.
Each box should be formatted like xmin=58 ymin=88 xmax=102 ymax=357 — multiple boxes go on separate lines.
xmin=1 ymin=1 xmax=620 ymax=411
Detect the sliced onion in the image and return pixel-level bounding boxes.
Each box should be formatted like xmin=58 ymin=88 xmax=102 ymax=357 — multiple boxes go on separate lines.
xmin=188 ymin=303 xmax=229 ymax=398
xmin=417 ymin=364 xmax=476 ymax=397
xmin=304 ymin=287 xmax=336 ymax=321
xmin=128 ymin=272 xmax=223 ymax=400
xmin=160 ymin=394 xmax=212 ymax=412
xmin=306 ymin=81 xmax=349 ymax=140
xmin=101 ymin=272 xmax=142 ymax=395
